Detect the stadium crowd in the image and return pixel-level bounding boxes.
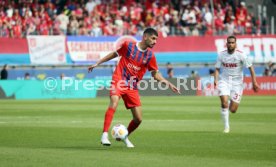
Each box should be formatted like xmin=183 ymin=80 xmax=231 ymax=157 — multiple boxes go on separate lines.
xmin=0 ymin=0 xmax=268 ymax=38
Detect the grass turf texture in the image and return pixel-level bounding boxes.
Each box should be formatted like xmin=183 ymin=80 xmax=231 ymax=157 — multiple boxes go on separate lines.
xmin=0 ymin=96 xmax=275 ymax=167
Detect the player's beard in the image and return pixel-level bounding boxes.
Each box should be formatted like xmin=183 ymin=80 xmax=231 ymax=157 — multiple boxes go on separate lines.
xmin=147 ymin=42 xmax=155 ymax=48
xmin=146 ymin=39 xmax=155 ymax=48
xmin=148 ymin=44 xmax=154 ymax=48
xmin=227 ymin=47 xmax=235 ymax=54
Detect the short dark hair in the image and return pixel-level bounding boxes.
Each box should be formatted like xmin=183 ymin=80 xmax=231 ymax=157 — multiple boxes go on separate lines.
xmin=227 ymin=35 xmax=236 ymax=42
xmin=209 ymin=69 xmax=214 ymax=74
xmin=143 ymin=28 xmax=158 ymax=36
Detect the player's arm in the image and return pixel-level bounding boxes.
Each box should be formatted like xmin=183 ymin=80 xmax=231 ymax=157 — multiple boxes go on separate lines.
xmin=214 ymin=68 xmax=220 ymax=87
xmin=242 ymin=52 xmax=259 ymax=92
xmin=214 ymin=52 xmax=222 ymax=87
xmin=88 ymin=52 xmax=117 ymax=73
xmin=248 ymin=66 xmax=260 ymax=92
xmin=151 ymin=70 xmax=181 ymax=94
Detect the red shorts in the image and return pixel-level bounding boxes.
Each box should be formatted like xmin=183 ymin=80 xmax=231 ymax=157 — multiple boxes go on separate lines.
xmin=110 ymin=84 xmax=141 ymax=109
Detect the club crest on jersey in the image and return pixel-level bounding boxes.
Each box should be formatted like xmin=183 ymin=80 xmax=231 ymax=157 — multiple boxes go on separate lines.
xmin=142 ymin=58 xmax=147 ymax=64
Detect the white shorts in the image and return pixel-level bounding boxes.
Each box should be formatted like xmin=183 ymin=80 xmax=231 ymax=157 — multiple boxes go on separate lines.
xmin=217 ymin=80 xmax=243 ymax=103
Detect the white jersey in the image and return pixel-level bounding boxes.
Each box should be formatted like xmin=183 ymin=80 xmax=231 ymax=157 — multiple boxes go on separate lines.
xmin=215 ymin=49 xmax=252 ymax=85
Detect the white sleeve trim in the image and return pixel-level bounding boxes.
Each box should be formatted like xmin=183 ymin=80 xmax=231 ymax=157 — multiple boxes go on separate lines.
xmin=115 ymin=51 xmax=120 ymax=57
xmin=149 ymin=70 xmax=159 ymax=73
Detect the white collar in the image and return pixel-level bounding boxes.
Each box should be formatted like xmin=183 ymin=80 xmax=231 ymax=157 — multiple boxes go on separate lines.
xmin=136 ymin=42 xmax=147 ymax=52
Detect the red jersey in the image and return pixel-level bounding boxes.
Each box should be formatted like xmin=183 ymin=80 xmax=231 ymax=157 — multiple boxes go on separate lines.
xmin=113 ymin=41 xmax=158 ymax=89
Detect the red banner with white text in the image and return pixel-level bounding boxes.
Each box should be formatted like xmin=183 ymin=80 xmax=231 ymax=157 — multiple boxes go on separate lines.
xmin=243 ymin=77 xmax=276 ymax=95
xmin=0 ymin=35 xmax=276 ymax=64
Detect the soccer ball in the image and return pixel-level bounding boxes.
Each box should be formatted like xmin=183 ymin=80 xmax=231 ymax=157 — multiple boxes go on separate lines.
xmin=111 ymin=124 xmax=128 ymax=140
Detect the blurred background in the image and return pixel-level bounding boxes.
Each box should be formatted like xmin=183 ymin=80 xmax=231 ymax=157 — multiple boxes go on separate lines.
xmin=0 ymin=0 xmax=276 ymax=99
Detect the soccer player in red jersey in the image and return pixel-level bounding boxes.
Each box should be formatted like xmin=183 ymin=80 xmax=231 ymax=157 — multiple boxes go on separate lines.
xmin=88 ymin=28 xmax=180 ymax=147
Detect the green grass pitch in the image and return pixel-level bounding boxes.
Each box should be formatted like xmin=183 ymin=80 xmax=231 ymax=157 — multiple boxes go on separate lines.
xmin=0 ymin=96 xmax=275 ymax=167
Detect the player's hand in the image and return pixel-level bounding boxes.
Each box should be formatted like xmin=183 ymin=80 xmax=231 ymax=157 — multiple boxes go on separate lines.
xmin=253 ymin=82 xmax=260 ymax=92
xmin=214 ymin=80 xmax=218 ymax=87
xmin=169 ymin=84 xmax=181 ymax=94
xmin=88 ymin=64 xmax=98 ymax=73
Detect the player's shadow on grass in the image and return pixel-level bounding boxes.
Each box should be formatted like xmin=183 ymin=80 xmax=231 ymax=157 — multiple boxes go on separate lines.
xmin=56 ymin=145 xmax=130 ymax=151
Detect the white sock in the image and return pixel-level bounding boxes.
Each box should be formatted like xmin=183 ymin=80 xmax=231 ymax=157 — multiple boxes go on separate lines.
xmin=123 ymin=137 xmax=134 ymax=147
xmin=102 ymin=132 xmax=108 ymax=138
xmin=221 ymin=108 xmax=229 ymax=129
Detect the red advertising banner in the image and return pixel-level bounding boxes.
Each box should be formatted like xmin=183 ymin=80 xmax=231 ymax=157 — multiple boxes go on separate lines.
xmin=1 ymin=35 xmax=276 ymax=64
xmin=243 ymin=76 xmax=276 ymax=95
xmin=0 ymin=38 xmax=28 ymax=53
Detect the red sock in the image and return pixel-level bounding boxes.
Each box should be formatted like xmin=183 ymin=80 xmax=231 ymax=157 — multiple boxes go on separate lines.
xmin=103 ymin=107 xmax=116 ymax=132
xmin=127 ymin=120 xmax=141 ymax=135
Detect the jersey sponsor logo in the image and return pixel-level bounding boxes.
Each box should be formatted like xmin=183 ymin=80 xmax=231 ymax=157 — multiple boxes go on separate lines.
xmin=127 ymin=63 xmax=141 ymax=73
xmin=222 ymin=63 xmax=237 ymax=68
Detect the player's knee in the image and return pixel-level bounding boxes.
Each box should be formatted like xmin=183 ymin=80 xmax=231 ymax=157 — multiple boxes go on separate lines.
xmin=109 ymin=101 xmax=119 ymax=109
xmin=229 ymin=107 xmax=237 ymax=113
xmin=221 ymin=101 xmax=229 ymax=108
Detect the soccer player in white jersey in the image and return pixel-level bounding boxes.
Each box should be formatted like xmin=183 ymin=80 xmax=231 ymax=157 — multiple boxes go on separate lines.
xmin=214 ymin=36 xmax=260 ymax=133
